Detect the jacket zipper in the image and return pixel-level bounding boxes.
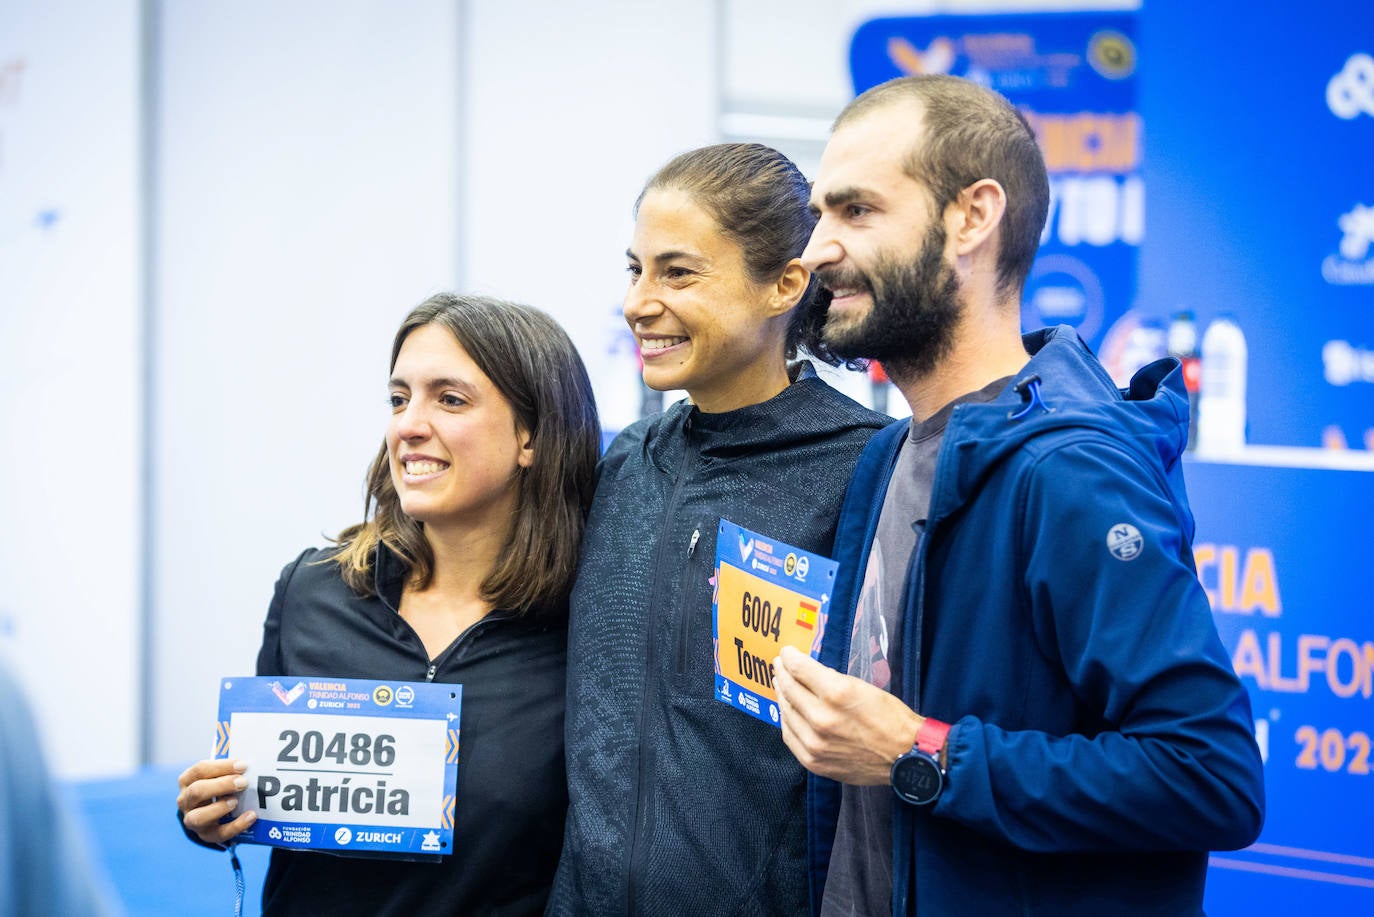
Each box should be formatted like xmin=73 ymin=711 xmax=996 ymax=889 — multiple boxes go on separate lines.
xmin=373 ymin=543 xmax=502 ymax=682
xmin=626 ymin=416 xmax=697 ymax=913
xmin=672 ymin=526 xmax=703 ymax=673
xmin=387 ymin=588 xmax=500 ymax=683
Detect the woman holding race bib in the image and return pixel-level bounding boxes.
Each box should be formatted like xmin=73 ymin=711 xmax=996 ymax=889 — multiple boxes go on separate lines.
xmin=550 ymin=144 xmax=886 ymax=915
xmin=176 ymin=294 xmax=600 ymax=916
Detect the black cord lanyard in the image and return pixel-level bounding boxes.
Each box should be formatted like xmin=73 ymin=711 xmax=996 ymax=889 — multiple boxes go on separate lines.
xmin=228 ymin=842 xmax=245 ymax=917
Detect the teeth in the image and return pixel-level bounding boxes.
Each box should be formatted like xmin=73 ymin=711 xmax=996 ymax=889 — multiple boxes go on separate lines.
xmin=641 ymin=337 xmax=687 ymax=351
xmin=405 ymin=460 xmax=447 ymax=475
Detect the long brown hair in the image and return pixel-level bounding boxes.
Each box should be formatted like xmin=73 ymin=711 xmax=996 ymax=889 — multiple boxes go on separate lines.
xmin=331 ymin=293 xmax=601 ymax=616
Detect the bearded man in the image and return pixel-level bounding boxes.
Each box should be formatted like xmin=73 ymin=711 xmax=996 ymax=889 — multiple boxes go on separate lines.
xmin=773 ymin=74 xmax=1265 ymax=917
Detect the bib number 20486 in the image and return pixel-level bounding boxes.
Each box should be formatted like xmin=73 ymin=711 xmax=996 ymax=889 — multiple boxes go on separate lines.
xmin=278 ymin=730 xmax=397 ymax=767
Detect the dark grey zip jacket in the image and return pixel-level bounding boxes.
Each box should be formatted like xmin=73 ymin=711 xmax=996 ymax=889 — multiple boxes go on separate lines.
xmin=550 ymin=366 xmax=886 ymax=916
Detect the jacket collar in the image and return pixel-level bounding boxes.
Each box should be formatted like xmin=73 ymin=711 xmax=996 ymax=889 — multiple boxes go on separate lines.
xmin=372 ymin=540 xmax=407 ymax=612
xmin=641 ymin=361 xmax=870 ymax=471
xmin=927 ymin=324 xmax=1189 ymax=525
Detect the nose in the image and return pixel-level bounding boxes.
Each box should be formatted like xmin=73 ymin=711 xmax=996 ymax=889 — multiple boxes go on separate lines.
xmin=622 ymin=276 xmax=662 ymax=328
xmin=801 ymin=218 xmax=842 ymax=273
xmin=392 ymin=399 xmax=431 ymax=442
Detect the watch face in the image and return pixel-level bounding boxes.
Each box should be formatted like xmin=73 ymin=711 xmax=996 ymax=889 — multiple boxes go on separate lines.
xmin=892 ymin=752 xmax=942 ymax=806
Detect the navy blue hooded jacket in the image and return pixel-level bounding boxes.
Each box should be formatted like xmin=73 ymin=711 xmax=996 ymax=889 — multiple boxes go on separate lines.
xmin=809 ymin=326 xmax=1265 ymax=916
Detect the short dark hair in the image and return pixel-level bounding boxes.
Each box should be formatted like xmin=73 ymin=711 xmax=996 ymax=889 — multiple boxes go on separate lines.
xmin=332 ymin=293 xmax=601 ymax=617
xmin=636 ymin=142 xmax=843 ymax=365
xmin=836 ymin=75 xmax=1050 ymax=295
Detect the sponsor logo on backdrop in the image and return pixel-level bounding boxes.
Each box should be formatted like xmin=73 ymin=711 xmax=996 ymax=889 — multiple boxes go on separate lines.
xmin=1327 ymin=52 xmax=1374 ymax=120
xmin=1322 ymin=203 xmax=1374 ymax=285
xmin=885 ymin=30 xmax=1080 ymax=92
xmin=1023 ymin=254 xmax=1105 ymax=341
xmin=888 ymin=35 xmax=956 ymax=75
xmin=1087 ymin=30 xmax=1135 ymax=79
xmin=1322 ymin=340 xmax=1374 ymax=386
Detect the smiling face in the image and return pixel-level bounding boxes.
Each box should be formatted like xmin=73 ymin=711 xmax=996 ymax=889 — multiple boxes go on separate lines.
xmin=624 ymin=188 xmax=792 ymax=413
xmin=386 ymin=323 xmax=533 ymax=537
xmin=803 ymin=100 xmax=965 ymax=373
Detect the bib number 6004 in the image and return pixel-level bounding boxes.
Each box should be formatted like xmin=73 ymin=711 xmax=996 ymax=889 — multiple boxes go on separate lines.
xmin=742 ymin=591 xmax=782 ymax=642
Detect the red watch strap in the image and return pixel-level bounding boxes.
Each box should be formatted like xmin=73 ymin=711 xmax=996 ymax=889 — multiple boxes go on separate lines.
xmin=916 ymin=717 xmax=951 ymax=757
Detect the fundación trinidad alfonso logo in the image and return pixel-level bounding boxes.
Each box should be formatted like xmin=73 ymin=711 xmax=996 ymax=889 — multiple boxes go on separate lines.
xmin=270 ymin=681 xmax=306 ymax=705
xmin=1323 ymin=203 xmax=1374 ymax=286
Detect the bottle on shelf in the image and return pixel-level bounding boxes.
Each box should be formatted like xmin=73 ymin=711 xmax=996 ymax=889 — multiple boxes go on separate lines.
xmin=1196 ymin=313 xmax=1248 ymax=457
xmin=868 ymin=360 xmax=890 ymax=415
xmin=1121 ymin=317 xmax=1168 ymax=384
xmin=1167 ymin=309 xmax=1201 ymax=451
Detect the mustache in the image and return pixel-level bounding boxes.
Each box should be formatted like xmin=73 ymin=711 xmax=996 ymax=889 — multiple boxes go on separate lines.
xmin=814 ymin=266 xmax=872 ymax=295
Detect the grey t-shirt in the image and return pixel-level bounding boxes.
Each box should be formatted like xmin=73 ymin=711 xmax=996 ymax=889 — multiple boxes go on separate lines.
xmin=820 ymin=377 xmax=1009 ymax=917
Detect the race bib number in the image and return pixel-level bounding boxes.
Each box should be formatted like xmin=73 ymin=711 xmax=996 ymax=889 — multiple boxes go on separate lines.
xmin=214 ymin=676 xmax=461 ymax=858
xmin=712 ymin=519 xmax=837 ymax=727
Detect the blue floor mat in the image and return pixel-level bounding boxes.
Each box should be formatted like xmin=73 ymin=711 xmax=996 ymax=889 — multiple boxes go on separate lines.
xmin=69 ymin=764 xmax=270 ymax=916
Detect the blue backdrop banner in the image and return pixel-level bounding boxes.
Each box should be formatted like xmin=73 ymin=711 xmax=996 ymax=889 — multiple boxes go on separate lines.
xmin=1186 ymin=459 xmax=1374 ymax=910
xmin=1137 ymin=0 xmax=1371 ymax=448
xmin=849 ymin=12 xmax=1140 ymax=355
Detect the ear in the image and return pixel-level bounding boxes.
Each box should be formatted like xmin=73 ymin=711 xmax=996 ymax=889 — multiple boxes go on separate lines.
xmin=948 ymin=179 xmax=1006 ymax=258
xmin=515 ymin=427 xmax=535 ymax=469
xmin=768 ymin=258 xmax=811 ymax=316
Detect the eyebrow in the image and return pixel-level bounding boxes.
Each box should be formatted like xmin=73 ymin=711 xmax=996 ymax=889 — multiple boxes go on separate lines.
xmin=625 ymin=247 xmax=707 ymax=265
xmin=818 ymin=187 xmax=871 ymax=210
xmin=389 ymin=376 xmax=477 ymax=392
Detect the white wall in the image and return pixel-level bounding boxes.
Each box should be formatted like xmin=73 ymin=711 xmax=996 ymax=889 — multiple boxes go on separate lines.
xmin=0 ymin=0 xmax=143 ymax=779
xmin=150 ymin=0 xmax=460 ymax=764
xmin=461 ymin=0 xmax=717 ymax=429
xmin=149 ymin=0 xmax=725 ymax=767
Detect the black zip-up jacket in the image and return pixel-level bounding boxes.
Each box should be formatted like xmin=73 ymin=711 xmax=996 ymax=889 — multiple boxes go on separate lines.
xmin=550 ymin=367 xmax=886 ymax=916
xmin=250 ymin=544 xmax=568 ymax=916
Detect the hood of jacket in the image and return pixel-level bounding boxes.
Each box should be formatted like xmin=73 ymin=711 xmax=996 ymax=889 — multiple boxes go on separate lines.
xmin=930 ymin=324 xmax=1192 ymax=528
xmin=626 ymin=361 xmax=888 ymax=472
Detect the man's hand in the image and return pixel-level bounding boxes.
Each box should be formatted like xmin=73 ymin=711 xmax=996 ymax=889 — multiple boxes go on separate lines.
xmin=773 ymin=645 xmax=923 ymax=784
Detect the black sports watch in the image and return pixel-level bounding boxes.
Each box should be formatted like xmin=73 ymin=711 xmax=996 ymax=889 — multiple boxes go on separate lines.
xmin=890 ymin=717 xmax=951 ymax=806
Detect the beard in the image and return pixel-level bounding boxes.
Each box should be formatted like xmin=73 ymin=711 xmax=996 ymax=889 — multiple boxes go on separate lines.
xmin=818 ymin=220 xmax=963 ymax=381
